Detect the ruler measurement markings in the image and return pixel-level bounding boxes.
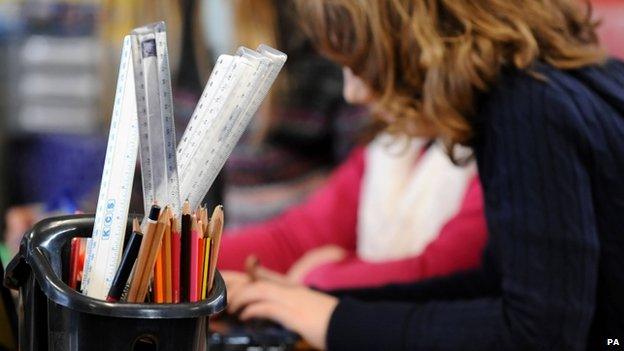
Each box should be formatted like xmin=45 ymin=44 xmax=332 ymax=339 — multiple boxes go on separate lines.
xmin=177 ymin=57 xmax=245 ymax=190
xmin=155 ymin=30 xmax=180 ymax=214
xmin=176 ymin=55 xmax=235 ymax=180
xmin=82 ymin=36 xmax=138 ymax=298
xmin=182 ymin=56 xmax=261 ymax=208
xmin=178 ymin=59 xmax=251 ymax=205
xmin=132 ymin=22 xmax=181 ymax=216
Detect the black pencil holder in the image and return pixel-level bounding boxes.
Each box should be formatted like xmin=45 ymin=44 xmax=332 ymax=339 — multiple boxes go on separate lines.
xmin=3 ymin=214 xmax=227 ymax=351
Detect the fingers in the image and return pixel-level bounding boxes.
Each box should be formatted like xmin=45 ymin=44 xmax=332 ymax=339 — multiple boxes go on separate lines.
xmin=239 ymin=301 xmax=287 ymax=325
xmin=222 ymin=271 xmax=251 ymax=305
xmin=255 ymin=266 xmax=292 ymax=285
xmin=222 ymin=270 xmax=249 ymax=286
xmin=227 ymin=281 xmax=281 ymax=314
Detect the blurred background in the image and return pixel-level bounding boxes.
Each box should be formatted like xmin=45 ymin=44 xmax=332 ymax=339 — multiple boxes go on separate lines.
xmin=0 ymin=0 xmax=621 ymax=268
xmin=0 ymin=0 xmax=369 ymax=269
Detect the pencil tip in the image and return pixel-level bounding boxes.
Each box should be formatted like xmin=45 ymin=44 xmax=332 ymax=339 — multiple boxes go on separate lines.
xmin=132 ymin=218 xmax=140 ymax=232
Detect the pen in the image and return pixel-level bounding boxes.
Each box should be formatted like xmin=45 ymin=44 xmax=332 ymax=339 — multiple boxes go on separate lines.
xmin=107 ymin=218 xmax=143 ymax=302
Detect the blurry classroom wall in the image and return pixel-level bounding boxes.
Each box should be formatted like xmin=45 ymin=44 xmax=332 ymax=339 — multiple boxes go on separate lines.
xmin=0 ymin=0 xmax=622 ymax=265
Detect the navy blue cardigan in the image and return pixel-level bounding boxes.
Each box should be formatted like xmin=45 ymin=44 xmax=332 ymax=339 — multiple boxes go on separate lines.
xmin=327 ymin=60 xmax=624 ymax=350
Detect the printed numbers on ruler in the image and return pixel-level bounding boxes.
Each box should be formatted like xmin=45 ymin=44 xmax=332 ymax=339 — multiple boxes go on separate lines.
xmin=132 ymin=22 xmax=180 ymax=215
xmin=155 ymin=31 xmax=180 ymax=214
xmin=220 ymin=46 xmax=288 ymax=164
xmin=191 ymin=55 xmax=270 ymax=208
xmin=82 ymin=36 xmax=139 ymax=299
xmin=180 ymin=58 xmax=258 ymax=209
xmin=177 ymin=56 xmax=248 ymax=206
xmin=177 ymin=55 xmax=237 ymax=179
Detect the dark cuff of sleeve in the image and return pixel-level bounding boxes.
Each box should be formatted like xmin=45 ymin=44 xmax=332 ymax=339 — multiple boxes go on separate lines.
xmin=326 ymin=297 xmax=416 ymax=351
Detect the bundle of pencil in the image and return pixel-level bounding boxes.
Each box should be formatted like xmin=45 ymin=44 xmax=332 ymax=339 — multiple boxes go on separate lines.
xmin=143 ymin=201 xmax=224 ymax=303
xmin=182 ymin=202 xmax=224 ymax=302
xmin=102 ymin=202 xmax=224 ymax=304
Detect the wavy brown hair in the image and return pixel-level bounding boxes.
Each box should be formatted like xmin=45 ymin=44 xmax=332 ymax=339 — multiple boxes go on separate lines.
xmin=294 ymin=0 xmax=606 ymax=153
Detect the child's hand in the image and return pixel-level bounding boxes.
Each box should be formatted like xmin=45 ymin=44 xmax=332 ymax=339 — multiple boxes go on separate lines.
xmin=222 ymin=266 xmax=293 ymax=310
xmin=228 ymin=280 xmax=338 ymax=350
xmin=287 ymin=245 xmax=347 ymax=284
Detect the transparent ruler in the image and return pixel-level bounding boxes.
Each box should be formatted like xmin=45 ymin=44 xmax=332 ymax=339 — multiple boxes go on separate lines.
xmin=177 ymin=45 xmax=286 ymax=209
xmin=82 ymin=36 xmax=139 ymax=299
xmin=131 ymin=22 xmax=181 ymax=216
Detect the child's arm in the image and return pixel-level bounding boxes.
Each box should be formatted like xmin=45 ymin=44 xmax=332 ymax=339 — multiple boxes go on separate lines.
xmin=218 ymin=148 xmax=365 ymax=273
xmin=303 ymin=177 xmax=487 ymax=290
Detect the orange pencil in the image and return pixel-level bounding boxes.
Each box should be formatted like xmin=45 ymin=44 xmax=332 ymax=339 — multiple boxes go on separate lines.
xmin=154 ymin=232 xmax=165 ymax=303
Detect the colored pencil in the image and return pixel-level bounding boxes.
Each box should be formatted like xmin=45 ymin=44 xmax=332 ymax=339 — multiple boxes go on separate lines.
xmin=154 ymin=231 xmax=165 ymax=303
xmin=189 ymin=216 xmax=200 ymax=302
xmin=197 ymin=219 xmax=205 ymax=299
xmin=201 ymin=234 xmax=212 ymax=299
xmin=69 ymin=237 xmax=82 ymax=290
xmin=164 ymin=218 xmax=172 ymax=303
xmin=171 ymin=216 xmax=181 ymax=303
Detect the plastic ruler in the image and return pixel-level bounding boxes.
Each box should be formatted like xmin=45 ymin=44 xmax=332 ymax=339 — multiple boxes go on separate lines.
xmin=81 ymin=36 xmax=139 ymax=299
xmin=177 ymin=45 xmax=287 ymax=209
xmin=131 ymin=22 xmax=181 ymax=216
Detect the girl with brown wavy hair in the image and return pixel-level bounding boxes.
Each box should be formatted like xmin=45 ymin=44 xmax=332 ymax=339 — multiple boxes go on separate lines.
xmin=225 ymin=0 xmax=624 ymax=350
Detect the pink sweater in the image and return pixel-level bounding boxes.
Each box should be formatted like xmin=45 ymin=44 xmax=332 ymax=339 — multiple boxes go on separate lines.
xmin=219 ymin=147 xmax=488 ymax=290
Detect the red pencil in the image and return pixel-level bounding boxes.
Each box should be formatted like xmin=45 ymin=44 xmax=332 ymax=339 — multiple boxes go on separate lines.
xmin=197 ymin=220 xmax=205 ymax=299
xmin=189 ymin=216 xmax=200 ymax=302
xmin=164 ymin=218 xmax=172 ymax=303
xmin=171 ymin=216 xmax=181 ymax=303
xmin=69 ymin=237 xmax=82 ymax=289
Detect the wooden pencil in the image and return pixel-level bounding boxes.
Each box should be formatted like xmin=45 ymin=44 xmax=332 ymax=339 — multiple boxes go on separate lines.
xmin=134 ymin=207 xmax=170 ymax=303
xmin=127 ymin=205 xmax=161 ymax=302
xmin=201 ymin=206 xmax=209 ymax=233
xmin=245 ymin=255 xmax=260 ymax=282
xmin=207 ymin=205 xmax=224 ymax=294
